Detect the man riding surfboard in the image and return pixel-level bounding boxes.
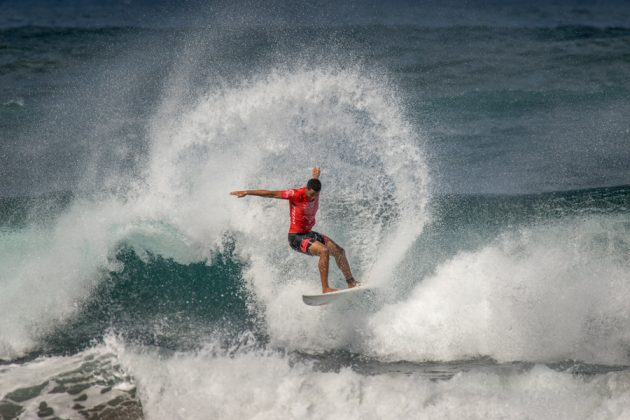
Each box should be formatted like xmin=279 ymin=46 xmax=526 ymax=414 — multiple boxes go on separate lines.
xmin=230 ymin=167 xmax=359 ymax=293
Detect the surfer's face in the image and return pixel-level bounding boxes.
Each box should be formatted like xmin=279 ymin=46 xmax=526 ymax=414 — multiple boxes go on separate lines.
xmin=306 ymin=188 xmax=320 ymax=201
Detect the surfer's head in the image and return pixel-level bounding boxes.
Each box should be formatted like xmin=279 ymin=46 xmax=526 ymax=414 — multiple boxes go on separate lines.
xmin=306 ymin=178 xmax=321 ymax=200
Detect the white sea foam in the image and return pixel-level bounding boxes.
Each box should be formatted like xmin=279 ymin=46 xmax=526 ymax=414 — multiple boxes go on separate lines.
xmin=109 ymin=337 xmax=630 ymax=420
xmin=5 ymin=337 xmax=630 ymax=420
xmin=367 ymin=215 xmax=630 ymax=364
xmin=2 ymin=97 xmax=24 ymax=107
xmin=0 ymin=344 xmax=137 ymax=419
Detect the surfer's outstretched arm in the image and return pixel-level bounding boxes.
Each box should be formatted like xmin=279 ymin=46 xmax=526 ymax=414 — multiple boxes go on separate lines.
xmin=232 ymin=167 xmax=319 ymax=198
xmin=230 ymin=190 xmax=283 ymax=199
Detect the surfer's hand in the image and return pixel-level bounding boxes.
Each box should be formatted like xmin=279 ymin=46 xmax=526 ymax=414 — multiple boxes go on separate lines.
xmin=230 ymin=191 xmax=248 ymax=198
xmin=312 ymin=166 xmax=320 ymax=179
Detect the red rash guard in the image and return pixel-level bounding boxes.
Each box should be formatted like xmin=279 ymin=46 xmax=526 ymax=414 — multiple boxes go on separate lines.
xmin=280 ymin=187 xmax=319 ymax=233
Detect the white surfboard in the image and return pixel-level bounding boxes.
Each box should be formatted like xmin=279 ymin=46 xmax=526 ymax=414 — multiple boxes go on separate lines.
xmin=302 ymin=286 xmax=371 ymax=306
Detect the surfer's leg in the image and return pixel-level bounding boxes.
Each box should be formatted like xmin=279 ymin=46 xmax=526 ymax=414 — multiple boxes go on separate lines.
xmin=309 ymin=241 xmax=339 ymax=293
xmin=324 ymin=238 xmax=358 ymax=288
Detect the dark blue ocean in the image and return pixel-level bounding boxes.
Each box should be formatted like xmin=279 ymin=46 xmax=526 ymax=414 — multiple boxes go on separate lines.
xmin=1 ymin=1 xmax=630 ymax=419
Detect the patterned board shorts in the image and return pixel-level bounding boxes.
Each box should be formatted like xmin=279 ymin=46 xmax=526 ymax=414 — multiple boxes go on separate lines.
xmin=287 ymin=231 xmax=329 ymax=255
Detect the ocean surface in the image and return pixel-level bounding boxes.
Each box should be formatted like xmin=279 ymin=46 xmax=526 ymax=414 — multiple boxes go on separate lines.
xmin=1 ymin=1 xmax=630 ymax=419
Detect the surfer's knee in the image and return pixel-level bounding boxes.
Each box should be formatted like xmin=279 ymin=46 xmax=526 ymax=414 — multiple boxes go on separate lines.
xmin=327 ymin=242 xmax=344 ymax=256
xmin=335 ymin=245 xmax=346 ymax=257
xmin=318 ymin=246 xmax=330 ymax=258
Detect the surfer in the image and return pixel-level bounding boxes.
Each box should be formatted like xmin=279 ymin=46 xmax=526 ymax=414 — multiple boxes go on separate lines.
xmin=230 ymin=167 xmax=359 ymax=293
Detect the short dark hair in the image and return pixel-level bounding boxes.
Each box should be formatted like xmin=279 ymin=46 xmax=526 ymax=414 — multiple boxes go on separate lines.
xmin=307 ymin=178 xmax=321 ymax=192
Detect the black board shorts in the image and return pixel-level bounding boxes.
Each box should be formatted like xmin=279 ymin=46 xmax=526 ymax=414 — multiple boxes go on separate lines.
xmin=288 ymin=231 xmax=329 ymax=255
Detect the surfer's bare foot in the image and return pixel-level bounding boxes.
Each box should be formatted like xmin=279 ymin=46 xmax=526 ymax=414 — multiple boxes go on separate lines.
xmin=323 ymin=287 xmax=340 ymax=293
xmin=346 ymin=277 xmax=360 ymax=288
